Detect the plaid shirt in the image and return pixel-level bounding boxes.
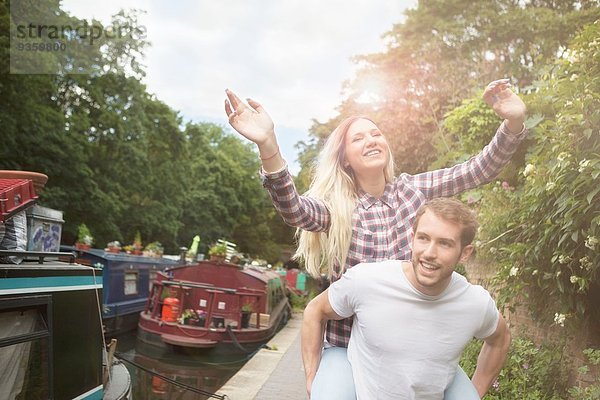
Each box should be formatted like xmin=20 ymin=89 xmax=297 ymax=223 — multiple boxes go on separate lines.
xmin=261 ymin=121 xmax=527 ymax=347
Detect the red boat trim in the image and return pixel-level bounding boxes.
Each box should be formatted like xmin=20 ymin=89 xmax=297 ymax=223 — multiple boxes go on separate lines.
xmin=161 ymin=333 xmax=217 ymax=348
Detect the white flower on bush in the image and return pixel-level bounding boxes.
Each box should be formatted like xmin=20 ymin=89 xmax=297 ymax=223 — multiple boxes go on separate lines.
xmin=579 ymin=256 xmax=592 ymax=270
xmin=570 ymin=275 xmax=579 ymax=284
xmin=558 ymin=255 xmax=572 ymax=264
xmin=545 ymin=182 xmax=556 ymax=191
xmin=585 ymin=236 xmax=598 ymax=250
xmin=532 ymin=269 xmax=538 ymax=275
xmin=578 ymin=159 xmax=591 ymax=172
xmin=509 ymin=266 xmax=519 ymax=277
xmin=523 ymin=164 xmax=536 ymax=177
xmin=554 ymin=313 xmax=566 ymax=327
xmin=489 ymin=246 xmax=497 ymax=254
xmin=557 ymin=152 xmax=569 ymax=162
xmin=565 ymin=49 xmax=579 ymax=63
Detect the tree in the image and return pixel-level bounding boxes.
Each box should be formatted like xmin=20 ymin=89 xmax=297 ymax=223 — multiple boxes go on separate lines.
xmin=296 ymin=0 xmax=600 ymax=179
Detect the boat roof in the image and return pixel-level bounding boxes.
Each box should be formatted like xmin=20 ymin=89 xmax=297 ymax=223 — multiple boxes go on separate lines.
xmin=165 ymin=261 xmax=284 ymax=285
xmin=240 ymin=265 xmax=283 ymax=283
xmin=62 ymin=246 xmax=181 ymax=264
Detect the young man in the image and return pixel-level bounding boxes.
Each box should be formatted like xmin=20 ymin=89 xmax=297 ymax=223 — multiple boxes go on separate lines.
xmin=302 ymin=198 xmax=511 ymax=399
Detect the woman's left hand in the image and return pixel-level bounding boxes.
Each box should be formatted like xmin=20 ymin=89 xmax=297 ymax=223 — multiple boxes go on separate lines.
xmin=483 ymin=79 xmax=527 ymax=133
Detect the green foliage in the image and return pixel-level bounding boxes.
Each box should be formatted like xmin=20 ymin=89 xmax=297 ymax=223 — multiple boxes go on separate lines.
xmin=0 ymin=2 xmax=294 ymax=263
xmin=144 ymin=241 xmax=163 ymax=254
xmin=568 ymin=348 xmax=600 ymax=400
xmin=134 ymin=231 xmax=142 ymax=247
xmin=241 ymin=303 xmax=255 ymax=313
xmin=208 ymin=242 xmax=228 ymax=257
xmin=289 ymin=291 xmax=316 ymax=312
xmin=476 ymin=21 xmax=600 ymax=326
xmin=460 ymin=336 xmax=570 ymax=399
xmin=296 ymin=0 xmax=599 ymax=181
xmin=76 ymin=224 xmax=93 ymax=245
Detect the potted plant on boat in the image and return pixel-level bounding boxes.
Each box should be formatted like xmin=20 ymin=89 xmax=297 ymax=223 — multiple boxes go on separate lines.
xmin=126 ymin=231 xmax=143 ymax=255
xmin=241 ymin=303 xmax=254 ymax=328
xmin=143 ymin=241 xmax=163 ymax=258
xmin=180 ymin=309 xmax=198 ymax=325
xmin=106 ymin=241 xmax=121 ymax=253
xmin=75 ymin=223 xmax=94 ymax=250
xmin=208 ymin=242 xmax=227 ymax=262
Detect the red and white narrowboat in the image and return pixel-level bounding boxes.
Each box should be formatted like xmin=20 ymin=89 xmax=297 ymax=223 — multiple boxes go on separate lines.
xmin=137 ymin=260 xmax=291 ymax=355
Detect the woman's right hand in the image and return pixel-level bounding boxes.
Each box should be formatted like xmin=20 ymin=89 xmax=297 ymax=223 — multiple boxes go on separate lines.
xmin=225 ymin=89 xmax=275 ymax=146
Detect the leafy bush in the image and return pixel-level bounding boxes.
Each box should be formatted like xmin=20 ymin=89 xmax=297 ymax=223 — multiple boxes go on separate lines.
xmin=478 ymin=22 xmax=600 ymax=326
xmin=441 ymin=21 xmax=600 ymax=328
xmin=289 ymin=291 xmax=315 ymax=312
xmin=567 ymin=348 xmax=600 ymax=400
xmin=460 ymin=336 xmax=570 ymax=399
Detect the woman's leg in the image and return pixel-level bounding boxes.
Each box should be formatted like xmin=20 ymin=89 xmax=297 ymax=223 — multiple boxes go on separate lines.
xmin=444 ymin=366 xmax=480 ymax=400
xmin=311 ymin=346 xmax=356 ymax=400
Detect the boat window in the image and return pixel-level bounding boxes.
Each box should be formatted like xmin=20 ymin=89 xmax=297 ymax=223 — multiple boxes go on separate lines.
xmin=0 ymin=296 xmax=52 ymax=399
xmin=148 ymin=270 xmax=157 ymax=292
xmin=124 ymin=271 xmax=139 ymax=295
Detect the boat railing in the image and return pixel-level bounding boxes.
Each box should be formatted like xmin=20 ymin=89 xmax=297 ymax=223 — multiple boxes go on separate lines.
xmin=162 ymin=279 xmax=236 ymax=294
xmin=202 ymin=289 xmax=263 ymax=330
xmin=146 ymin=279 xmax=268 ymax=330
xmin=0 ymin=250 xmax=75 ymax=264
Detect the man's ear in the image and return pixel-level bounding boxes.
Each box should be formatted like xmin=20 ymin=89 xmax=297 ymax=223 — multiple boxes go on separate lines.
xmin=459 ymin=244 xmax=474 ymax=263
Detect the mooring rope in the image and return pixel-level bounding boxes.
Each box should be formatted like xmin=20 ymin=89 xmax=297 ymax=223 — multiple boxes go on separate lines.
xmin=225 ymin=325 xmax=254 ymax=353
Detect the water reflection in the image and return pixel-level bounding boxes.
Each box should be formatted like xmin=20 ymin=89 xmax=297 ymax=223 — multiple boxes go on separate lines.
xmin=115 ymin=331 xmax=251 ymax=400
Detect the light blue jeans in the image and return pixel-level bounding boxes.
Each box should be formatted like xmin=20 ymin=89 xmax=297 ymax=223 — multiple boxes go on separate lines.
xmin=311 ymin=347 xmax=480 ymax=400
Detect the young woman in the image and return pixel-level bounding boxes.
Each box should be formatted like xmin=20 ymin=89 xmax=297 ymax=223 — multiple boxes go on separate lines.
xmin=225 ymin=79 xmax=527 ymax=399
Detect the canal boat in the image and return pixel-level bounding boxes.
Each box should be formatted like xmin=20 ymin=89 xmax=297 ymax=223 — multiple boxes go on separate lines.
xmin=70 ymin=247 xmax=181 ymax=335
xmin=137 ymin=260 xmax=291 ymax=355
xmin=0 ymin=172 xmax=131 ymax=399
xmin=0 ymin=251 xmax=132 ymax=399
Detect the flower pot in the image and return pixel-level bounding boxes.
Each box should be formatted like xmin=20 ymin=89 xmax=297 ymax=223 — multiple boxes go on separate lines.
xmin=75 ymin=242 xmax=91 ymax=251
xmin=241 ymin=311 xmax=251 ymax=329
xmin=107 ymin=247 xmax=120 ymax=253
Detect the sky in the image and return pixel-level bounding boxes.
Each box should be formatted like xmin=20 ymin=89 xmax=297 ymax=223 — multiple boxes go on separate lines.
xmin=62 ymin=0 xmax=417 ymax=174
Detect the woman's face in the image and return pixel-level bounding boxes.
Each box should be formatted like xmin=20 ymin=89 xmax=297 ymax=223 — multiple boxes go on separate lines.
xmin=343 ymin=118 xmax=389 ymax=176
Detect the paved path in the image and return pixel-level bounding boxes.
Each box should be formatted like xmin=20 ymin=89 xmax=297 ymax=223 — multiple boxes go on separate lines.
xmin=218 ymin=313 xmax=308 ymax=400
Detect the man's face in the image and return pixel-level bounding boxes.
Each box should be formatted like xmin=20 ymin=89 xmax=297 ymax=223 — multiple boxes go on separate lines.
xmin=409 ymin=210 xmax=473 ymax=296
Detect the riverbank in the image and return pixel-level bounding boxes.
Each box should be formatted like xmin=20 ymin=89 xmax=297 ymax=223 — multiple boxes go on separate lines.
xmin=218 ymin=312 xmax=306 ymax=399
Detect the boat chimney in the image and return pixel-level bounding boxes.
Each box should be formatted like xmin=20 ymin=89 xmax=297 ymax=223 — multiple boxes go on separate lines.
xmin=179 ymin=247 xmax=187 ymax=264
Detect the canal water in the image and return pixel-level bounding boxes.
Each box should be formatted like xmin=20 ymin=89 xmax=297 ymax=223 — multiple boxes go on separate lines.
xmin=114 ymin=330 xmax=253 ymax=399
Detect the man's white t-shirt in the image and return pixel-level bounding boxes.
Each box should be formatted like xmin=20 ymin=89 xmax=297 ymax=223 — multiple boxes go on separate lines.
xmin=328 ymin=260 xmax=499 ymax=400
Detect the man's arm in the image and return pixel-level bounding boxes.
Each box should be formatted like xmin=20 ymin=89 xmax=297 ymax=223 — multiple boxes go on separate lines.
xmin=301 ymin=289 xmax=345 ymax=398
xmin=472 ymin=313 xmax=511 ymax=398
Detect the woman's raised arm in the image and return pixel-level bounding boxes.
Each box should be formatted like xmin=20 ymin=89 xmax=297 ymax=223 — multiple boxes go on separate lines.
xmin=225 ymin=89 xmax=285 ymax=172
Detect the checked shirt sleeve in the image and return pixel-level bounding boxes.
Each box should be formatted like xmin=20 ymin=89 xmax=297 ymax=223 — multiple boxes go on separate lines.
xmin=260 ymin=165 xmax=330 ymax=232
xmin=406 ymin=121 xmax=527 ymax=199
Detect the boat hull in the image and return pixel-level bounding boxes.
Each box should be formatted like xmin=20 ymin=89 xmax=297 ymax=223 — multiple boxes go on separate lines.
xmin=137 ymin=300 xmax=289 ymax=356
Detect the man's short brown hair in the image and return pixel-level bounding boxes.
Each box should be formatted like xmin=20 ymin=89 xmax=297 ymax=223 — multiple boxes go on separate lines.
xmin=413 ymin=198 xmax=479 ymax=247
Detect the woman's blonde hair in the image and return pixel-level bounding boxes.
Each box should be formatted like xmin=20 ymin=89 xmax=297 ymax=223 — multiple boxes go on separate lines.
xmin=295 ymin=116 xmax=395 ymax=279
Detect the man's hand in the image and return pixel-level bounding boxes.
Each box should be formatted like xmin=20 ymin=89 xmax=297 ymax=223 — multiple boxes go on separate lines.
xmin=301 ymin=289 xmax=344 ymax=398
